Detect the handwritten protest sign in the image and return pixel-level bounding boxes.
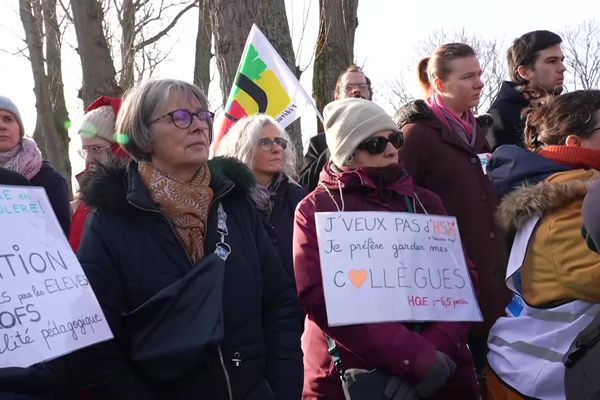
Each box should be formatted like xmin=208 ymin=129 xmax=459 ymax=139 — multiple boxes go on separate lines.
xmin=0 ymin=185 xmax=112 ymax=367
xmin=315 ymin=211 xmax=482 ymax=326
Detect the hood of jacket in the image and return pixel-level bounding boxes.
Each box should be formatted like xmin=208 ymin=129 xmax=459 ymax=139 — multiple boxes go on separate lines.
xmin=497 ymin=169 xmax=599 ymax=232
xmin=488 ymin=145 xmax=570 ymax=197
xmin=80 ymin=156 xmax=255 ymax=213
xmin=394 ymin=99 xmax=494 ymax=131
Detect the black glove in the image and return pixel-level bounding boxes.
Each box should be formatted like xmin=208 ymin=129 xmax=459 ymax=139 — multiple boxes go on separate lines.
xmin=415 ymin=351 xmax=457 ymax=398
xmin=384 ymin=375 xmax=418 ymax=400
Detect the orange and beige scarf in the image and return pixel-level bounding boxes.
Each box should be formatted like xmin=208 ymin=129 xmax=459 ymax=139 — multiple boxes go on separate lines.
xmin=138 ymin=161 xmax=214 ymax=263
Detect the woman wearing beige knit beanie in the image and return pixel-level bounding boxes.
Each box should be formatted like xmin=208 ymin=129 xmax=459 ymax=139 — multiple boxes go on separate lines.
xmin=293 ymin=97 xmax=480 ymax=399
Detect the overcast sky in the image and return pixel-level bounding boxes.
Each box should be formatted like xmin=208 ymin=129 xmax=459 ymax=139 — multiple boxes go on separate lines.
xmin=0 ymin=0 xmax=595 ymax=174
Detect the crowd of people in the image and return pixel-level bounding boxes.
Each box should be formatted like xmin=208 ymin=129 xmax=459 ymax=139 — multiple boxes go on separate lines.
xmin=1 ymin=28 xmax=599 ymax=400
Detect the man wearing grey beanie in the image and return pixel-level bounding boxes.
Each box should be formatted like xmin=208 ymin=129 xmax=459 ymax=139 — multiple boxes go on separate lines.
xmin=293 ymin=97 xmax=480 ymax=399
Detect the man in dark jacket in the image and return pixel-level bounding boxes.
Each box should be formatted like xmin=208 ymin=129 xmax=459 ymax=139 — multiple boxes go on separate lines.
xmin=298 ymin=65 xmax=373 ymax=191
xmin=487 ymin=30 xmax=565 ymax=150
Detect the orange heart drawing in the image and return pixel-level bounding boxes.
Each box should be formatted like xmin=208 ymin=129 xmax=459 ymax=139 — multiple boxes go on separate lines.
xmin=349 ymin=269 xmax=368 ymax=289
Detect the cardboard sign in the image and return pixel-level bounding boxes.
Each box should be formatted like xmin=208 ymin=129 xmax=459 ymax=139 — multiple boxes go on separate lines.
xmin=315 ymin=211 xmax=482 ymax=326
xmin=0 ymin=185 xmax=113 ymax=367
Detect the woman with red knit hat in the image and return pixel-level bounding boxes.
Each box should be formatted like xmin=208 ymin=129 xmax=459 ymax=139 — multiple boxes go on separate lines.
xmin=70 ymin=96 xmax=130 ymax=251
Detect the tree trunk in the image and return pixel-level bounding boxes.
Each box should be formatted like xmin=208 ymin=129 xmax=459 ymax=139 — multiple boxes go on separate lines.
xmin=19 ymin=0 xmax=71 ymax=187
xmin=42 ymin=0 xmax=72 ymax=185
xmin=71 ymin=0 xmax=122 ymax=108
xmin=32 ymin=110 xmax=47 ymax=158
xmin=208 ymin=0 xmax=258 ymax=107
xmin=260 ymin=0 xmax=303 ymax=170
xmin=312 ymin=0 xmax=358 ymax=131
xmin=119 ymin=0 xmax=136 ymax=91
xmin=193 ymin=0 xmax=212 ymax=93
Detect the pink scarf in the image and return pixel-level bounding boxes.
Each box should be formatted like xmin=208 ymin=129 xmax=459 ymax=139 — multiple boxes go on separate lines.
xmin=427 ymin=93 xmax=476 ymax=141
xmin=0 ymin=137 xmax=43 ymax=180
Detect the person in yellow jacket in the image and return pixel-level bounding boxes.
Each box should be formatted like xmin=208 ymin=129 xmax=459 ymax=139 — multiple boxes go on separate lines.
xmin=484 ymin=90 xmax=600 ymax=400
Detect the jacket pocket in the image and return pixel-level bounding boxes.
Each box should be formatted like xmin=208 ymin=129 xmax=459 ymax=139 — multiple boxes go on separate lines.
xmin=244 ymin=379 xmax=275 ymax=400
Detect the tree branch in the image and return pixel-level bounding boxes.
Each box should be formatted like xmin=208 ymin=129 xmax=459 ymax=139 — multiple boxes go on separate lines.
xmin=134 ymin=0 xmax=197 ymax=51
xmin=56 ymin=0 xmax=72 ymax=22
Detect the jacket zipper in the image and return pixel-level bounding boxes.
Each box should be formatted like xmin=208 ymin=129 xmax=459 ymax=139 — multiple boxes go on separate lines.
xmin=128 ymin=182 xmax=236 ymax=399
xmin=218 ymin=345 xmax=234 ymax=400
xmin=127 ymin=201 xmax=195 ymax=266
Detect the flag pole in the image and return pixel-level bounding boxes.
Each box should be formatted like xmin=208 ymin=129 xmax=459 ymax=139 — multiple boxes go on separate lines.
xmin=313 ymin=105 xmax=325 ymax=126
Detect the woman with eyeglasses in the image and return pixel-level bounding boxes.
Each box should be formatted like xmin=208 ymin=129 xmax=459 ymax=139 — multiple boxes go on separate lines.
xmin=394 ymin=43 xmax=510 ymax=377
xmin=70 ymin=96 xmax=131 ymax=252
xmin=294 ymin=98 xmax=479 ymax=399
xmin=65 ymin=79 xmax=303 ymax=400
xmin=484 ymin=90 xmax=600 ymax=400
xmin=216 ymin=114 xmax=307 ymax=286
xmin=0 ymin=95 xmax=71 ymax=235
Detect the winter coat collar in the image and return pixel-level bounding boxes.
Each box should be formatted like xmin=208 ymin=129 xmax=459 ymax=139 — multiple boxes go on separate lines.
xmin=488 ymin=145 xmax=570 ymax=198
xmin=394 ymin=100 xmax=494 ymax=153
xmin=318 ymin=161 xmax=416 ymax=198
xmin=490 ymin=81 xmax=529 ymax=108
xmin=394 ymin=99 xmax=494 ymax=131
xmin=80 ymin=157 xmax=255 ymax=213
xmin=497 ymin=169 xmax=600 ymax=232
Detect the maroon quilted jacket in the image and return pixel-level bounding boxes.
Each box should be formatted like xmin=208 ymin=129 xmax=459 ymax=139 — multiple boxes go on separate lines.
xmin=293 ymin=162 xmax=479 ymax=399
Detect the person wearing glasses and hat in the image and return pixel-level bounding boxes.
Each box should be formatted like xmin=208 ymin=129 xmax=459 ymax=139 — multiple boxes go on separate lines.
xmin=66 ymin=79 xmax=303 ymax=400
xmin=293 ymin=97 xmax=479 ymax=399
xmin=69 ymin=96 xmax=131 ymax=251
xmin=216 ymin=114 xmax=307 ymax=287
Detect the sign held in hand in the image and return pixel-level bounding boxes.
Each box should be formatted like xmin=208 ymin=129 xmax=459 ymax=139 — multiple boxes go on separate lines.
xmin=0 ymin=185 xmax=113 ymax=368
xmin=315 ymin=211 xmax=482 ymax=327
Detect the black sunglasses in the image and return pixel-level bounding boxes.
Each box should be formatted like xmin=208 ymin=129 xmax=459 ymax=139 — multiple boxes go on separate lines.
xmin=356 ymin=131 xmax=404 ymax=155
xmin=150 ymin=109 xmax=214 ymax=129
xmin=258 ymin=137 xmax=288 ymax=151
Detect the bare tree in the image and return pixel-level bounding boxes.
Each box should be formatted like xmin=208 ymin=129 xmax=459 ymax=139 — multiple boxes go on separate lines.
xmin=259 ymin=0 xmax=303 ymax=167
xmin=561 ymin=19 xmax=600 ymax=90
xmin=378 ymin=73 xmax=415 ymax=114
xmin=208 ymin=0 xmax=256 ymax=107
xmin=71 ymin=0 xmax=122 ymax=107
xmin=114 ymin=0 xmax=198 ymax=91
xmin=312 ymin=0 xmax=359 ymax=130
xmin=19 ymin=0 xmax=72 ymax=184
xmin=417 ymin=28 xmax=507 ymax=113
xmin=193 ymin=0 xmax=211 ymax=92
xmin=42 ymin=0 xmax=71 ymax=181
xmin=71 ymin=0 xmax=196 ymax=107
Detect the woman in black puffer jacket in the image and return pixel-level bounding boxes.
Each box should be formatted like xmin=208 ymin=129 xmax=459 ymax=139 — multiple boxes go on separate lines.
xmin=65 ymin=79 xmax=303 ymax=400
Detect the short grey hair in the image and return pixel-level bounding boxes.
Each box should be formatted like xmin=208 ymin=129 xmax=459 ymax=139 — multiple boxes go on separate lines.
xmin=216 ymin=114 xmax=297 ymax=178
xmin=115 ymin=78 xmax=210 ymax=160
